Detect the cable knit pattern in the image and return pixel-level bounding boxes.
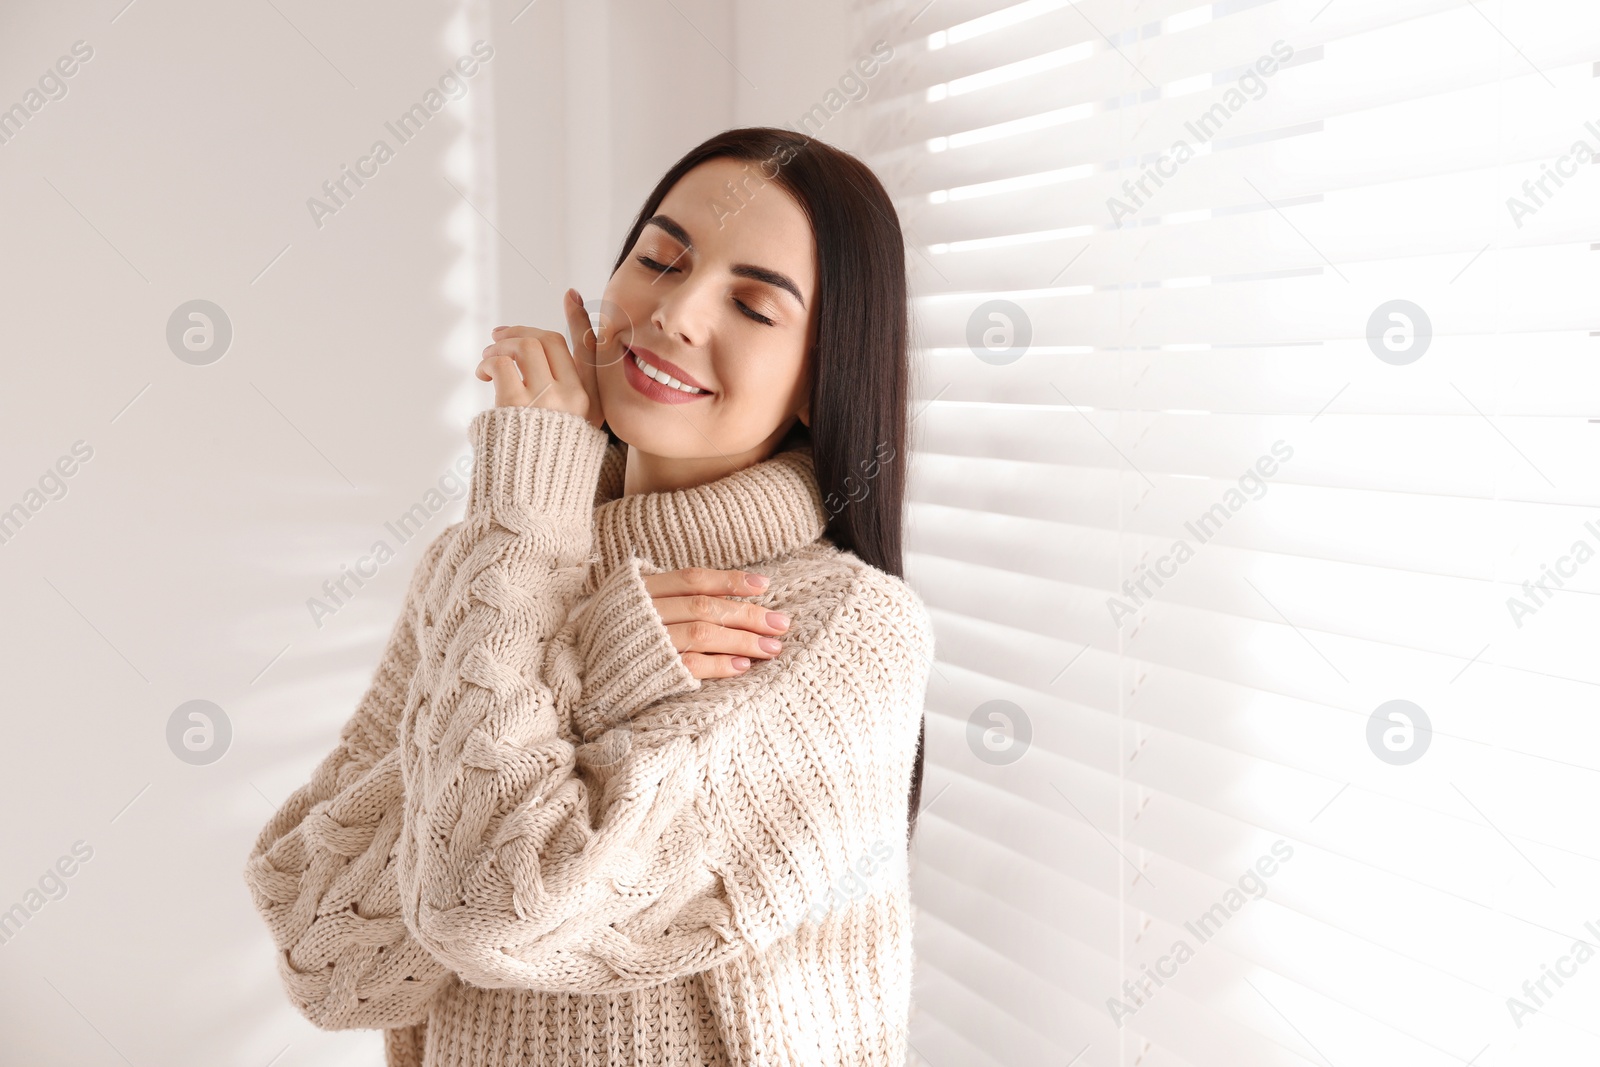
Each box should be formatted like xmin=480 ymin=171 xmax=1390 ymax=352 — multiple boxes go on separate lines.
xmin=244 ymin=405 xmax=936 ymax=1067
xmin=244 ymin=526 xmax=459 ymax=1032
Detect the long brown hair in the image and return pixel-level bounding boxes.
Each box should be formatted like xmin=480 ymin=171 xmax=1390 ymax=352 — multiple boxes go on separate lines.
xmin=607 ymin=127 xmax=926 ymax=845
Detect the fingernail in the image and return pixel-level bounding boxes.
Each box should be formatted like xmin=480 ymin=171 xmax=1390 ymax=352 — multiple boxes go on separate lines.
xmin=732 ymin=656 xmax=751 ymax=670
xmin=746 ymin=573 xmax=769 ymax=589
xmin=766 ymin=612 xmax=789 ymax=631
xmin=759 ymin=637 xmax=782 ymax=654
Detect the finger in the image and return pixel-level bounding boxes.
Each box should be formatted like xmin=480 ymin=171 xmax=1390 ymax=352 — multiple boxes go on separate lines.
xmin=493 ymin=324 xmax=584 ymax=393
xmin=476 ymin=353 xmax=529 ymax=407
xmin=482 ymin=337 xmax=558 ymax=406
xmin=679 ymin=651 xmax=752 ymax=680
xmin=642 ymin=567 xmax=770 ymax=600
xmin=562 ymin=290 xmax=598 ymax=367
xmin=664 ymin=619 xmax=782 ymax=661
xmin=653 ymin=592 xmax=788 ymax=638
xmin=563 ymin=290 xmax=604 ymax=428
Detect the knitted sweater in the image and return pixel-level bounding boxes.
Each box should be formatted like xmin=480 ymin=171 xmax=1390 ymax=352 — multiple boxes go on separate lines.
xmin=243 ymin=405 xmax=936 ymax=1067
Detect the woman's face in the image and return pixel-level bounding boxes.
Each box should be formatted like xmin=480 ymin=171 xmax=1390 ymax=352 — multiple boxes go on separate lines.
xmin=594 ymin=156 xmax=817 ymax=466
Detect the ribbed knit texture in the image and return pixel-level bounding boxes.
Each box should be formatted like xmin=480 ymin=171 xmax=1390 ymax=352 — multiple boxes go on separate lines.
xmin=244 ymin=405 xmax=936 ymax=1066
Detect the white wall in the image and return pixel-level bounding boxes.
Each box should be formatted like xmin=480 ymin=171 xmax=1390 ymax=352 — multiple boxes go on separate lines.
xmin=0 ymin=0 xmax=868 ymax=1064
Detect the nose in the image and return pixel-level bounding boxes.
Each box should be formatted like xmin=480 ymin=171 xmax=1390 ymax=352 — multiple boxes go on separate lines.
xmin=650 ymin=272 xmax=716 ymax=350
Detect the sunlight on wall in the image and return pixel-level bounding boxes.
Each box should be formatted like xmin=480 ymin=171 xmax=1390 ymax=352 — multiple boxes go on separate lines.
xmin=441 ymin=0 xmax=501 ymax=433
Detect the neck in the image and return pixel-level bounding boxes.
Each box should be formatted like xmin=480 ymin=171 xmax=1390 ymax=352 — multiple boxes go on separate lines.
xmin=619 ymin=419 xmax=806 ymax=497
xmin=622 ymin=447 xmax=762 ymax=497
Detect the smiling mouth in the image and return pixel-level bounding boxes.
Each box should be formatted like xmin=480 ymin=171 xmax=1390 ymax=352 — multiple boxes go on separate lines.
xmin=625 ymin=345 xmax=711 ymax=396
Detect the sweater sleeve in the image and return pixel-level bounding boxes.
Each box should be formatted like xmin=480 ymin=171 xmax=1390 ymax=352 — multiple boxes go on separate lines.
xmin=393 ymin=404 xmax=935 ymax=993
xmin=702 ymin=567 xmax=937 ymax=951
xmin=396 ymin=403 xmax=724 ymax=992
xmin=243 ymin=525 xmax=459 ymax=1031
xmin=569 ymin=553 xmax=705 ymax=741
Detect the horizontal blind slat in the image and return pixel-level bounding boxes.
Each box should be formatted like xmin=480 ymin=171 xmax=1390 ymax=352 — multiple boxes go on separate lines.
xmin=884 ymin=0 xmax=1600 ymax=1062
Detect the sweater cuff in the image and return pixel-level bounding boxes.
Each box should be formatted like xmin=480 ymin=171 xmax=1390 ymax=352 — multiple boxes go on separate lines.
xmin=466 ymin=406 xmax=611 ymax=532
xmin=572 ymin=556 xmax=703 ymax=741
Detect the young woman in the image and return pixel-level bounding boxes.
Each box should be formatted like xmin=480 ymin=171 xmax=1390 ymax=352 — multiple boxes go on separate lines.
xmin=244 ymin=127 xmax=936 ymax=1067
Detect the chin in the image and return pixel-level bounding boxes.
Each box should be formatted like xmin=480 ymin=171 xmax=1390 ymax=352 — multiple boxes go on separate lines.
xmin=603 ymin=405 xmax=708 ymax=457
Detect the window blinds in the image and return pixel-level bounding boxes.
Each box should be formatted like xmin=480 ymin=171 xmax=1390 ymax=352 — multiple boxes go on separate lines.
xmin=859 ymin=0 xmax=1600 ymax=1063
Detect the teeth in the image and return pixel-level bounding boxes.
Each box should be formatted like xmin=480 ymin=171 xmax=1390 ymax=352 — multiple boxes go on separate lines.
xmin=632 ymin=349 xmax=706 ymax=394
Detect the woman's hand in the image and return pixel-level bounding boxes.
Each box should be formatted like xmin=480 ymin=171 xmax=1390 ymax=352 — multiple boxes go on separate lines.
xmin=644 ymin=568 xmax=790 ymax=679
xmin=477 ymin=288 xmax=605 ymax=430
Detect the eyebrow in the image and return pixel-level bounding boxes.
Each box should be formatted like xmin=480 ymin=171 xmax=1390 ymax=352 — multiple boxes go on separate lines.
xmin=643 ymin=214 xmax=807 ymax=311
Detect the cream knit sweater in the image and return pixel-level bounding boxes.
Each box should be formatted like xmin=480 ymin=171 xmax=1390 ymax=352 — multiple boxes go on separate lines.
xmin=244 ymin=405 xmax=936 ymax=1067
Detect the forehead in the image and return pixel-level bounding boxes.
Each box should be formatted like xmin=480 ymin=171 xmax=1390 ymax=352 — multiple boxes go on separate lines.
xmin=654 ymin=157 xmax=817 ymax=293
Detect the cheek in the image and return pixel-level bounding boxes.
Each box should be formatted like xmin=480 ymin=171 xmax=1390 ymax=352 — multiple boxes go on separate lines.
xmin=717 ymin=352 xmax=804 ymax=409
xmin=599 ymin=279 xmax=642 ymax=340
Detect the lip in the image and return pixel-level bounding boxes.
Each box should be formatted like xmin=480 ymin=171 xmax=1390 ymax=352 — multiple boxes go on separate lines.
xmin=623 ymin=344 xmax=714 ymax=404
xmin=627 ymin=345 xmax=711 ymax=392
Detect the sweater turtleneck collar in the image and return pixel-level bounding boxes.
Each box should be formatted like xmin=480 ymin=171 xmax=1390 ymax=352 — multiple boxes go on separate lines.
xmin=585 ymin=437 xmax=830 ymax=591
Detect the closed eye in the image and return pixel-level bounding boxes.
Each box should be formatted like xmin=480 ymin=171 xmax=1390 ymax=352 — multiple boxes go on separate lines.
xmin=637 ymin=255 xmax=678 ymax=275
xmin=736 ymin=301 xmax=775 ymax=326
xmin=636 ymin=255 xmax=777 ymax=326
